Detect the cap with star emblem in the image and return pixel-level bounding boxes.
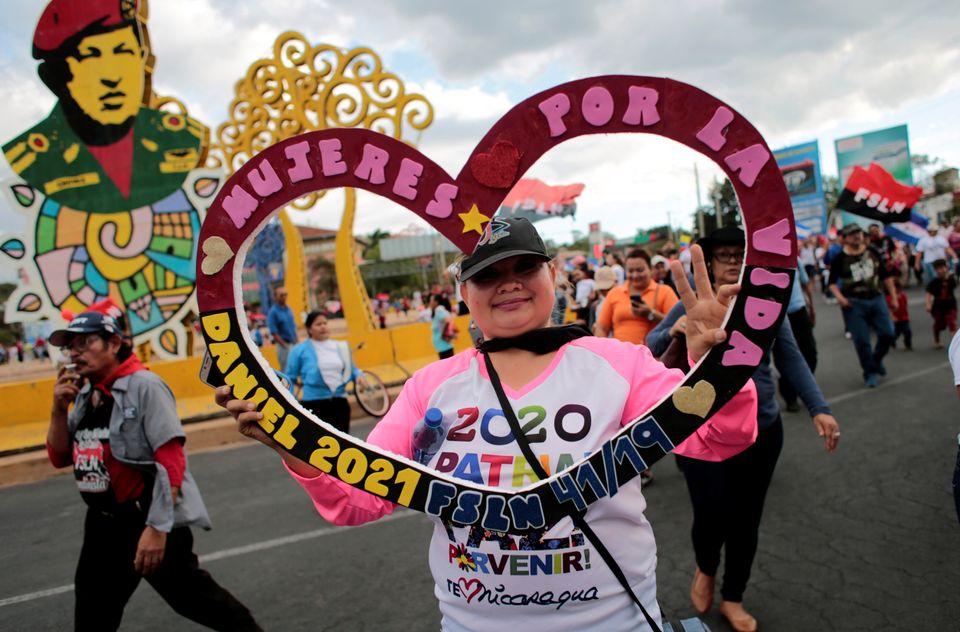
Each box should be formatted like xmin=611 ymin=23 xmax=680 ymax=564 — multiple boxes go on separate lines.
xmin=457 ymin=217 xmax=551 ymax=282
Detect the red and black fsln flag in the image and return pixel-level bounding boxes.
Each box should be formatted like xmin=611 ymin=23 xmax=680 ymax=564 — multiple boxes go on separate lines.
xmin=836 ymin=162 xmax=922 ymax=224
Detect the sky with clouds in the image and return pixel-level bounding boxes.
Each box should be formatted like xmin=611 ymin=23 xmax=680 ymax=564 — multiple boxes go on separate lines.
xmin=1 ymin=0 xmax=958 ymax=249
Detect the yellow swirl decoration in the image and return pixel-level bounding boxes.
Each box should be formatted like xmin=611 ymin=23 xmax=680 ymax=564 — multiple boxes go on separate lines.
xmin=208 ymin=33 xmax=435 ymax=198
xmin=206 ymin=34 xmax=435 ymax=332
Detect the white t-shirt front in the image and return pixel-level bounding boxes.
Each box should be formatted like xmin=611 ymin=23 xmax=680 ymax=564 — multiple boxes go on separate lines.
xmin=311 ymin=339 xmax=345 ymax=391
xmin=917 ymin=234 xmax=949 ymax=263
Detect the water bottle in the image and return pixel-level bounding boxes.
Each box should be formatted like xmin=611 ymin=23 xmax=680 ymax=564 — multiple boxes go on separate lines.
xmin=412 ymin=408 xmax=445 ymax=465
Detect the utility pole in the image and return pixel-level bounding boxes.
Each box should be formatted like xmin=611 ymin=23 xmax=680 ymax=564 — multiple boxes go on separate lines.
xmin=695 ymin=162 xmax=706 ymax=238
xmin=713 ymin=177 xmax=723 ymax=229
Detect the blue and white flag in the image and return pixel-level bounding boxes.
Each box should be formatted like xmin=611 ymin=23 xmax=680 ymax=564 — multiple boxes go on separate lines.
xmin=885 ymin=212 xmax=930 ymax=246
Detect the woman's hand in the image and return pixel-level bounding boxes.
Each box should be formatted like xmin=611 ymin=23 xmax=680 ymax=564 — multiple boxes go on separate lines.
xmin=669 ymin=315 xmax=688 ymax=338
xmin=813 ymin=413 xmax=840 ymax=453
xmin=670 ymin=244 xmax=740 ymax=362
xmin=630 ymin=299 xmax=653 ymax=319
xmin=214 ymin=386 xmax=323 ymax=478
xmin=215 ymin=386 xmax=276 ymax=449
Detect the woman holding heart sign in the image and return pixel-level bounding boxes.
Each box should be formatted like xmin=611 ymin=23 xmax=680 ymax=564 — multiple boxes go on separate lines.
xmin=647 ymin=226 xmax=840 ymax=632
xmin=218 ymin=217 xmax=758 ymax=631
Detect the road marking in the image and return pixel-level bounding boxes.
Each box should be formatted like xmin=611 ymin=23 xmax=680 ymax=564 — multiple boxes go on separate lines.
xmin=0 ymin=510 xmax=418 ymax=608
xmin=825 ymin=361 xmax=950 ymax=406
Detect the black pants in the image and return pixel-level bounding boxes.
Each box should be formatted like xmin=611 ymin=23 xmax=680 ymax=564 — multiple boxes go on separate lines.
xmin=302 ymin=396 xmax=352 ymax=433
xmin=954 ymin=443 xmax=960 ymax=525
xmin=778 ymin=308 xmax=818 ymax=405
xmin=893 ymin=320 xmax=913 ymax=349
xmin=675 ymin=418 xmax=784 ymax=602
xmin=75 ymin=506 xmax=260 ymax=632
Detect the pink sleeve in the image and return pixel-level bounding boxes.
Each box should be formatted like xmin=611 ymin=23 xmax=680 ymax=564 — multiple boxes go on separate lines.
xmin=287 ymin=353 xmax=467 ymax=525
xmin=575 ymin=338 xmax=758 ymax=462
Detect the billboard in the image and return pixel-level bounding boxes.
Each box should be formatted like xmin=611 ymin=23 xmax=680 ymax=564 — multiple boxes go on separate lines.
xmin=773 ymin=140 xmax=828 ymax=235
xmin=835 ymin=125 xmax=913 ymax=185
xmin=835 ymin=124 xmax=913 ymax=229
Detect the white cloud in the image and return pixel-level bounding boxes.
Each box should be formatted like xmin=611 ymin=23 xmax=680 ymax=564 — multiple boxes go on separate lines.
xmin=0 ymin=0 xmax=958 ymax=250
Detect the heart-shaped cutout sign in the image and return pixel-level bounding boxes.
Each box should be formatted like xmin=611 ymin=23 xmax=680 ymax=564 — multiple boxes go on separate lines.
xmin=672 ymin=380 xmax=717 ymax=418
xmin=196 ymin=75 xmax=796 ymax=532
xmin=199 ymin=236 xmax=234 ymax=276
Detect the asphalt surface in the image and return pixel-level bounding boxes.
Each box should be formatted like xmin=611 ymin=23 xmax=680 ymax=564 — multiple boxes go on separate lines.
xmin=1 ymin=286 xmax=958 ymax=632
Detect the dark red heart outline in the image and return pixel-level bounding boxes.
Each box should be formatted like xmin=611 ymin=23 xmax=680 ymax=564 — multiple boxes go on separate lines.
xmin=196 ymin=75 xmax=796 ymax=532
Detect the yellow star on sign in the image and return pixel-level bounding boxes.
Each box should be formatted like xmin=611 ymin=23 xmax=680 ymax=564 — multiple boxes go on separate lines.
xmin=459 ymin=204 xmax=490 ymax=235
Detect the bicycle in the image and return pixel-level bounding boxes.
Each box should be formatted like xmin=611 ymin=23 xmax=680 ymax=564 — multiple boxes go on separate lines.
xmin=347 ymin=342 xmax=390 ymax=417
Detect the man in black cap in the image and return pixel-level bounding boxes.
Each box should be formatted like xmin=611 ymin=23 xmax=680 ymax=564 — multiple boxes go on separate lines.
xmin=48 ymin=305 xmax=260 ymax=631
xmin=828 ymin=223 xmax=897 ymax=387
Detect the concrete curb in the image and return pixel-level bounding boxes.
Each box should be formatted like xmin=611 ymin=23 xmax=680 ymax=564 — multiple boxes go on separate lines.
xmin=0 ymin=385 xmax=401 ymax=489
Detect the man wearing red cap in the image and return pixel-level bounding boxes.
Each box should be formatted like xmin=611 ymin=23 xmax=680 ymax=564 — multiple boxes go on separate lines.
xmin=48 ymin=302 xmax=261 ymax=631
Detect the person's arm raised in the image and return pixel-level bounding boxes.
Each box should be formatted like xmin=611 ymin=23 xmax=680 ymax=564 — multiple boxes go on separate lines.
xmin=669 ymin=244 xmax=739 ymax=362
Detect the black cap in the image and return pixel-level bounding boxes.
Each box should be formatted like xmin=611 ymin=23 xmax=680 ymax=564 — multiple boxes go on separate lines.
xmin=840 ymin=223 xmax=865 ymax=237
xmin=458 ymin=217 xmax=551 ymax=282
xmin=697 ymin=225 xmax=745 ymax=258
xmin=49 ymin=311 xmax=122 ymax=347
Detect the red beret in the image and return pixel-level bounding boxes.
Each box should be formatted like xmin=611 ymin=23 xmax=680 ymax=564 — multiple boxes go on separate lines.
xmin=33 ymin=0 xmax=136 ymax=56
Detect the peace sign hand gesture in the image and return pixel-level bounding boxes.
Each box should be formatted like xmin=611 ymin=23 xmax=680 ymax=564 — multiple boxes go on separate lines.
xmin=669 ymin=245 xmax=741 ymax=363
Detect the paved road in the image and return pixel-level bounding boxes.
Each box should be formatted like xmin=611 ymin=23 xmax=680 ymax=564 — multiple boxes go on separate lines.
xmin=2 ymin=288 xmax=958 ymax=631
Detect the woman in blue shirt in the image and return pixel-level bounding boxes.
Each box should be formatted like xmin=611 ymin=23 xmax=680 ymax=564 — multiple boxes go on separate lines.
xmin=646 ymin=226 xmax=840 ymax=632
xmin=430 ymin=294 xmax=456 ymax=359
xmin=285 ymin=312 xmax=361 ymax=434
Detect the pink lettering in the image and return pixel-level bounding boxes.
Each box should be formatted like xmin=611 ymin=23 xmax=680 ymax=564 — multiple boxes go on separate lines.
xmin=696 ymin=106 xmax=735 ymax=151
xmin=743 ymin=296 xmax=782 ymax=331
xmin=425 ymin=183 xmax=458 ymax=219
xmin=622 ymin=86 xmax=660 ymax=126
xmin=317 ymin=138 xmax=348 ymax=176
xmin=724 ymin=143 xmax=770 ymax=187
xmin=722 ymin=331 xmax=764 ymax=367
xmin=749 ymin=268 xmax=790 ymax=289
xmin=392 ymin=158 xmax=423 ymax=200
xmin=581 ymin=86 xmax=614 ymax=127
xmin=538 ymin=93 xmax=571 ymax=137
xmin=246 ymin=158 xmax=282 ymax=197
xmin=354 ymin=143 xmax=390 ymax=185
xmin=284 ymin=140 xmax=313 ymax=183
xmin=222 ymin=185 xmax=258 ymax=229
xmin=752 ymin=218 xmax=792 ymax=256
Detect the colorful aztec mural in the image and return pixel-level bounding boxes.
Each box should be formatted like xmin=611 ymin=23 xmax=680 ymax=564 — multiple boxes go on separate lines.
xmin=1 ymin=0 xmax=222 ymax=357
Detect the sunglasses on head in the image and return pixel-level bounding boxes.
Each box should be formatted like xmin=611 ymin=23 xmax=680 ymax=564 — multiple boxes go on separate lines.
xmin=468 ymin=256 xmax=545 ymax=288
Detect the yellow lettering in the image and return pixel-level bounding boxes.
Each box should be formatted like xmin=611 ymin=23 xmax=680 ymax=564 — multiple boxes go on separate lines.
xmin=202 ymin=312 xmax=232 ymax=342
xmin=273 ymin=414 xmax=299 ymax=449
xmin=259 ymin=397 xmax=284 ymax=433
xmin=224 ymin=363 xmax=258 ymax=399
xmin=394 ymin=468 xmax=421 ymax=506
xmin=208 ymin=341 xmax=241 ymax=373
xmin=249 ymin=387 xmax=269 ymax=407
xmin=512 ymin=456 xmax=540 ymax=488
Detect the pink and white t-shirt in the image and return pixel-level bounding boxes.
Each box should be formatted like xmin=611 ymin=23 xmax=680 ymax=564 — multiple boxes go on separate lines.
xmin=290 ymin=337 xmax=758 ymax=631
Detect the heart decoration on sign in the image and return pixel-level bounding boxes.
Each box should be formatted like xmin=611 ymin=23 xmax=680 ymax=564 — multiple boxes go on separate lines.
xmin=196 ymin=76 xmax=796 ymax=532
xmin=672 ymin=381 xmax=717 ymax=419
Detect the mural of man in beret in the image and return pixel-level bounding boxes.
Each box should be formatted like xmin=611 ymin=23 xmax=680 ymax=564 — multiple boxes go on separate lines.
xmin=1 ymin=0 xmax=220 ymax=357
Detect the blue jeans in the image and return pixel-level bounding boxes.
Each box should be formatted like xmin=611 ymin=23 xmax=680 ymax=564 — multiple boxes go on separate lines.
xmin=841 ymin=295 xmax=895 ymax=379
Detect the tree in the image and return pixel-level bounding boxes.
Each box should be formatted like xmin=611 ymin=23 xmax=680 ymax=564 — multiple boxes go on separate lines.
xmin=363 ymin=228 xmax=391 ymax=260
xmin=692 ymin=178 xmax=742 ymax=238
